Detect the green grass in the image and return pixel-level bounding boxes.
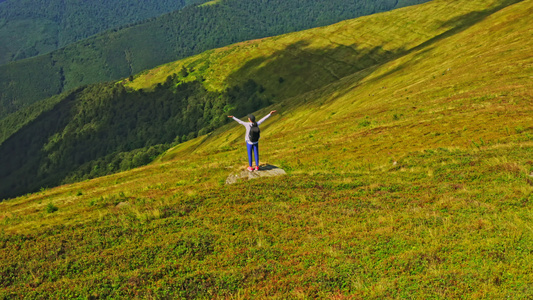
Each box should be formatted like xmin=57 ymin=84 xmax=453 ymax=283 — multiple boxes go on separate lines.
xmin=1 ymin=0 xmax=532 ymax=297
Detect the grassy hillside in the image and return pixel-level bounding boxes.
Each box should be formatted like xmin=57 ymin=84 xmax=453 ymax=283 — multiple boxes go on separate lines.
xmin=125 ymin=0 xmax=515 ymax=100
xmin=0 ymin=0 xmax=500 ymax=199
xmin=1 ymin=0 xmax=532 ymax=298
xmin=0 ymin=0 xmax=430 ymax=120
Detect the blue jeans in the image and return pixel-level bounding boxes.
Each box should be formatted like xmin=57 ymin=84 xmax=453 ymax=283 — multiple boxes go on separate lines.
xmin=246 ymin=143 xmax=259 ymax=167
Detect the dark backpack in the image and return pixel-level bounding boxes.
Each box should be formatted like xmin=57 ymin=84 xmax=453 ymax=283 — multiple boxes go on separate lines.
xmin=249 ymin=123 xmax=260 ymax=143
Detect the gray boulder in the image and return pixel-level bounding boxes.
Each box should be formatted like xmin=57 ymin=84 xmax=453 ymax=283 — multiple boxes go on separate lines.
xmin=225 ymin=165 xmax=286 ymax=185
xmin=115 ymin=201 xmax=130 ymax=209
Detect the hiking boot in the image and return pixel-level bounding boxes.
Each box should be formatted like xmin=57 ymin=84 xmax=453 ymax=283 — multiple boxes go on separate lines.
xmin=247 ymin=166 xmax=254 ymax=172
xmin=255 ymin=166 xmax=260 ymax=171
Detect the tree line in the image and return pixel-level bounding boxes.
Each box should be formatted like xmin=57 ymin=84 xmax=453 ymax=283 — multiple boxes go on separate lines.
xmin=0 ymin=0 xmax=199 ymax=64
xmin=0 ymin=75 xmax=270 ymax=200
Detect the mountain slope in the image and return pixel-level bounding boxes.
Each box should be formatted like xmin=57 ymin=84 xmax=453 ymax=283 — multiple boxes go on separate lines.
xmin=0 ymin=77 xmax=270 ymax=199
xmin=0 ymin=0 xmax=430 ymax=119
xmin=0 ymin=0 xmax=532 ymax=298
xmin=0 ymin=0 xmax=502 ymax=199
xmin=0 ymin=0 xmax=203 ymax=65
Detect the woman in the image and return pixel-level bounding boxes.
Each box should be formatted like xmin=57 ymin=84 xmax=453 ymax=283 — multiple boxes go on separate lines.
xmin=228 ymin=110 xmax=277 ymax=171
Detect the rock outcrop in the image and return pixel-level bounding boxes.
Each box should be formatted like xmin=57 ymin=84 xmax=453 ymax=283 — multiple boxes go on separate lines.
xmin=225 ymin=165 xmax=286 ymax=185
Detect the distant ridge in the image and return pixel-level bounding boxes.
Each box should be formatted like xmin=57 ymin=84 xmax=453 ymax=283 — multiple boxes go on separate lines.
xmin=0 ymin=0 xmax=430 ymax=119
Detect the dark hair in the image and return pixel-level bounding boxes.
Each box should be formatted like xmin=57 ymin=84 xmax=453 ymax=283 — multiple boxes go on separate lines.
xmin=248 ymin=114 xmax=257 ymax=126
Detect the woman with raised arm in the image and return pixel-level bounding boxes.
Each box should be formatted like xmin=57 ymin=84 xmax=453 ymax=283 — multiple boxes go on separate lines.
xmin=228 ymin=110 xmax=277 ymax=171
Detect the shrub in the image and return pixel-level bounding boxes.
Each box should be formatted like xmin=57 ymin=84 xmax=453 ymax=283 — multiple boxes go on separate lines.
xmin=45 ymin=203 xmax=58 ymax=213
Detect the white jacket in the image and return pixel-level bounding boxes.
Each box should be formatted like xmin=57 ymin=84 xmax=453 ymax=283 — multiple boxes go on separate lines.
xmin=232 ymin=113 xmax=272 ymax=144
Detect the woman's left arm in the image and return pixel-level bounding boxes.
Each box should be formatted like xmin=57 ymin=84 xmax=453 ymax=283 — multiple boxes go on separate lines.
xmin=257 ymin=110 xmax=277 ymax=125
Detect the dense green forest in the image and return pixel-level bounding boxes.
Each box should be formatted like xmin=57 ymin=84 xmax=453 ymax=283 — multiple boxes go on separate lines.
xmin=0 ymin=73 xmax=270 ymax=200
xmin=0 ymin=0 xmax=431 ymax=120
xmin=0 ymin=0 xmax=206 ymax=65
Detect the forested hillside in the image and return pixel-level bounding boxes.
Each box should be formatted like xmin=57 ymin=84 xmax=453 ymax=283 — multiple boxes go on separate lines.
xmin=0 ymin=75 xmax=269 ymax=199
xmin=0 ymin=0 xmax=430 ymax=120
xmin=0 ymin=0 xmax=205 ymax=65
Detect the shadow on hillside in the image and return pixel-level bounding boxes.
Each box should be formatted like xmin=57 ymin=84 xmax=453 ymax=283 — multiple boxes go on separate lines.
xmin=184 ymin=41 xmax=403 ymax=151
xmin=0 ymin=90 xmax=80 ymax=200
xmin=184 ymin=0 xmax=522 ymax=153
xmin=222 ymin=40 xmax=400 ymax=102
xmin=220 ymin=0 xmax=523 ymax=107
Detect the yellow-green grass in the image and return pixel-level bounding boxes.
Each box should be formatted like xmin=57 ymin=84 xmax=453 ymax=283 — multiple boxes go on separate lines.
xmin=199 ymin=0 xmax=222 ymax=6
xmin=126 ymin=0 xmax=515 ymax=102
xmin=1 ymin=0 xmax=533 ymax=298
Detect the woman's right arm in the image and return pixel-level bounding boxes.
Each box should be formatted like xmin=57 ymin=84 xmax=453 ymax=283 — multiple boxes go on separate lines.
xmin=228 ymin=115 xmax=247 ymax=126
